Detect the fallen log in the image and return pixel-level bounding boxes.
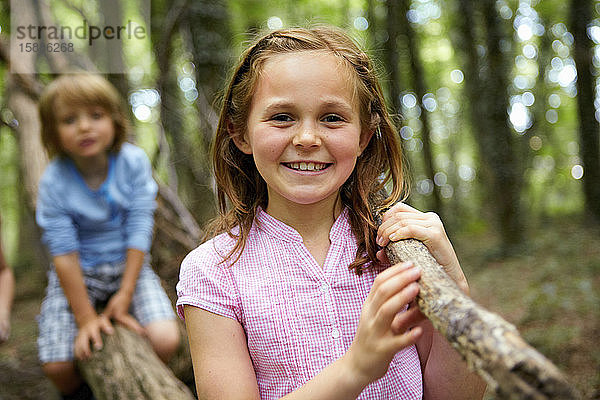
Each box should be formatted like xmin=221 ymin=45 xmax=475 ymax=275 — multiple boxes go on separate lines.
xmin=78 ymin=325 xmax=194 ymax=400
xmin=374 ymin=198 xmax=581 ymax=399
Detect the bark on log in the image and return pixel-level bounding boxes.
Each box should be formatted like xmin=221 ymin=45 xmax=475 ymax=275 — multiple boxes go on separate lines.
xmin=78 ymin=325 xmax=194 ymax=400
xmin=374 ymin=201 xmax=580 ymax=399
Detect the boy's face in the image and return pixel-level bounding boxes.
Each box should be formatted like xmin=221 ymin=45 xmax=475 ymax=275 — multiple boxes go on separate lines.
xmin=54 ymin=97 xmax=116 ymax=166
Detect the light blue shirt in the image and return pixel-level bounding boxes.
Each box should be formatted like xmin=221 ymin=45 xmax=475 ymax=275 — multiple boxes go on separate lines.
xmin=36 ymin=143 xmax=158 ymax=268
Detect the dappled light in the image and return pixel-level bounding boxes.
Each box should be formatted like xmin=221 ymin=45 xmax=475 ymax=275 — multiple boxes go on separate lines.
xmin=0 ymin=0 xmax=599 ymax=398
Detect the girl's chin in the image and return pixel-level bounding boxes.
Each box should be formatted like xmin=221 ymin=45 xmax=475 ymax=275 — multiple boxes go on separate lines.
xmin=272 ymin=191 xmax=340 ymax=207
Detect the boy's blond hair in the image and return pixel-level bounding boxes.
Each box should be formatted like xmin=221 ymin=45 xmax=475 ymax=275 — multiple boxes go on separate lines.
xmin=38 ymin=74 xmax=129 ymax=158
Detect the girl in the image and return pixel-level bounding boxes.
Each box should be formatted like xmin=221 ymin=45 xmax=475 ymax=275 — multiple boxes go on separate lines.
xmin=177 ymin=26 xmax=486 ymax=399
xmin=36 ymin=74 xmax=180 ymax=399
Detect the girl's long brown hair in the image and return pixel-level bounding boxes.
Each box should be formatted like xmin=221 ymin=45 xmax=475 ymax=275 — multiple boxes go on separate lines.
xmin=207 ymin=25 xmax=408 ymax=274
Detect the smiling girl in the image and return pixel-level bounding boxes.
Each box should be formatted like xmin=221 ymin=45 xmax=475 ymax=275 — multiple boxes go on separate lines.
xmin=177 ymin=27 xmax=485 ymax=399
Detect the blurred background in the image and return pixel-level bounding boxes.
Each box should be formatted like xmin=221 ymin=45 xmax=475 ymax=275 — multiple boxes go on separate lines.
xmin=0 ymin=0 xmax=598 ymax=398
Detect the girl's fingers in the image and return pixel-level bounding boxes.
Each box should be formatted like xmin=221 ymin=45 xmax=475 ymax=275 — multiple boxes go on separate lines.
xmin=374 ymin=281 xmax=420 ymax=332
xmin=377 ymin=212 xmax=443 ymax=247
xmin=390 ymin=306 xmax=426 ymax=335
xmin=368 ymin=266 xmax=421 ymax=327
xmin=390 ymin=326 xmax=423 ymax=350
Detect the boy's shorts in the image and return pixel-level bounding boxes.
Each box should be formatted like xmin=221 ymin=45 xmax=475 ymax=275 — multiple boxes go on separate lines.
xmin=37 ymin=259 xmax=176 ymax=363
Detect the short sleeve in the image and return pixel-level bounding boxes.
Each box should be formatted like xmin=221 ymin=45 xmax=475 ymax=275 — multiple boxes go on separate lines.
xmin=36 ymin=167 xmax=79 ymax=257
xmin=176 ymin=241 xmax=241 ymax=322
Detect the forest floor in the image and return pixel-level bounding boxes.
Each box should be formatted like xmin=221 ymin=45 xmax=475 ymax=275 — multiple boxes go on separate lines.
xmin=0 ymin=216 xmax=598 ymax=399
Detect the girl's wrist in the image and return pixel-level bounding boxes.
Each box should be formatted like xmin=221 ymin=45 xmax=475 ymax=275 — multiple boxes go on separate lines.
xmin=338 ymin=352 xmax=374 ymax=392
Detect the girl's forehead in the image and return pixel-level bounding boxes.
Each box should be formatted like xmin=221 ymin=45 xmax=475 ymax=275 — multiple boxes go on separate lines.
xmin=261 ymin=50 xmax=350 ymax=72
xmin=256 ymin=50 xmax=360 ymax=103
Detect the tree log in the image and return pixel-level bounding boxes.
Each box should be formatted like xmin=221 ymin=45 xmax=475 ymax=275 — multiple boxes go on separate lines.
xmin=376 ymin=208 xmax=580 ymax=399
xmin=78 ymin=325 xmax=194 ymax=400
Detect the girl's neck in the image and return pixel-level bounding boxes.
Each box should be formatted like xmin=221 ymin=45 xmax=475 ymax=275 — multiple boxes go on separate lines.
xmin=266 ymin=194 xmax=343 ymax=242
xmin=71 ymin=153 xmax=110 ymax=190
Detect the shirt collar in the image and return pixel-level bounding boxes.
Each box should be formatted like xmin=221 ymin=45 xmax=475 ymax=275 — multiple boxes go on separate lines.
xmin=254 ymin=206 xmax=351 ymax=245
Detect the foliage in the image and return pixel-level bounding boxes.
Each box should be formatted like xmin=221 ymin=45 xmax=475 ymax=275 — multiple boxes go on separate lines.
xmin=0 ymin=0 xmax=599 ymax=396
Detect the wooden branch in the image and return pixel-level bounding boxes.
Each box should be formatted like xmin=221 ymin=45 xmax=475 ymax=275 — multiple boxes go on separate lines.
xmin=374 ymin=197 xmax=581 ymax=399
xmin=78 ymin=325 xmax=194 ymax=400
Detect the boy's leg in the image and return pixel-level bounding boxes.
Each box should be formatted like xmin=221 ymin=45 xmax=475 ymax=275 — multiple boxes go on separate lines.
xmin=41 ymin=361 xmax=82 ymax=395
xmin=129 ymin=264 xmax=179 ymax=363
xmin=37 ymin=269 xmax=86 ymax=395
xmin=145 ymin=319 xmax=180 ymax=363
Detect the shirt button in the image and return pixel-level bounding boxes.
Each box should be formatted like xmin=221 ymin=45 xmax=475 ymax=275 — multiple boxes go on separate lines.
xmin=319 ymin=284 xmax=328 ymax=293
xmin=331 ymin=328 xmax=340 ymax=339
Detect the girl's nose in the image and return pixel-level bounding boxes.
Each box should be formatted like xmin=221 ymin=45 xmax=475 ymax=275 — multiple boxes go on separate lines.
xmin=292 ymin=124 xmax=321 ymax=148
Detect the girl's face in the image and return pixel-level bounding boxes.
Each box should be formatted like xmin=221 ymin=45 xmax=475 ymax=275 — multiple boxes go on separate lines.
xmin=234 ymin=51 xmax=372 ymax=212
xmin=54 ymin=97 xmax=116 ymax=165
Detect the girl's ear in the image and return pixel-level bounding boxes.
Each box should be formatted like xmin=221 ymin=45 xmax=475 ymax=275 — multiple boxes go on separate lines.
xmin=359 ymin=113 xmax=380 ymax=154
xmin=228 ymin=120 xmax=252 ymax=154
xmin=359 ymin=129 xmax=375 ymax=154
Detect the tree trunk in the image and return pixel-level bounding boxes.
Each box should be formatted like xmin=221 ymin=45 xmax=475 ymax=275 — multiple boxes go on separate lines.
xmin=569 ymin=0 xmax=600 ymax=224
xmin=78 ymin=325 xmax=194 ymax=400
xmin=400 ymin=0 xmax=443 ymax=216
xmin=372 ymin=193 xmax=580 ymax=399
xmin=384 ymin=0 xmax=402 ymax=116
xmin=480 ymin=0 xmax=524 ymax=251
xmin=454 ymin=0 xmax=524 ymax=253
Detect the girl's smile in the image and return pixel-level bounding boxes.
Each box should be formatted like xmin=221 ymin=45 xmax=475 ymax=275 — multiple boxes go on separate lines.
xmin=282 ymin=161 xmax=331 ymax=173
xmin=233 ymin=51 xmax=372 ymax=212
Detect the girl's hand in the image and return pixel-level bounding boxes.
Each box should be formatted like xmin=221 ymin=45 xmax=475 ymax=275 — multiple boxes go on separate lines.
xmin=103 ymin=290 xmax=146 ymax=337
xmin=345 ymin=262 xmax=427 ymax=385
xmin=376 ymin=203 xmax=469 ymax=294
xmin=74 ymin=313 xmax=114 ymax=360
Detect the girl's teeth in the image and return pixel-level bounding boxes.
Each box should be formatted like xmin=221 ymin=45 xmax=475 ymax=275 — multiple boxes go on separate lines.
xmin=288 ymin=162 xmax=326 ymax=171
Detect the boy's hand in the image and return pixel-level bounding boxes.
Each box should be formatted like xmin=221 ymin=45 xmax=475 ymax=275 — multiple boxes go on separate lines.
xmin=74 ymin=313 xmax=114 ymax=360
xmin=376 ymin=202 xmax=469 ymax=294
xmin=103 ymin=290 xmax=146 ymax=337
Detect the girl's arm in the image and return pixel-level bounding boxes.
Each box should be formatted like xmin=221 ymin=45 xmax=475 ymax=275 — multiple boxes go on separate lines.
xmin=53 ymin=252 xmax=114 ymax=360
xmin=184 ymin=305 xmax=261 ymax=399
xmin=377 ymin=203 xmax=487 ymax=400
xmin=184 ymin=260 xmax=424 ymax=400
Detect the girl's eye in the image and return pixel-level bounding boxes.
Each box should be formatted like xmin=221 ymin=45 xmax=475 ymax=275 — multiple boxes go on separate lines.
xmin=323 ymin=114 xmax=344 ymax=123
xmin=271 ymin=114 xmax=293 ymax=123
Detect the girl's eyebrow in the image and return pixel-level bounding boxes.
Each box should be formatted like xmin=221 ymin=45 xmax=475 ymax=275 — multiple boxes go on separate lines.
xmin=263 ymin=100 xmax=294 ymax=114
xmin=262 ymin=98 xmax=355 ymax=114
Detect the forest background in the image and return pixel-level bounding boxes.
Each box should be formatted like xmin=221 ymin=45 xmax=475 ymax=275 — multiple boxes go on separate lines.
xmin=0 ymin=0 xmax=598 ymax=398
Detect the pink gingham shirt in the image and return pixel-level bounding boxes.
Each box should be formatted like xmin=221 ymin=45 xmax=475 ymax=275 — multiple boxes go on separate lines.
xmin=177 ymin=207 xmax=423 ymax=399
